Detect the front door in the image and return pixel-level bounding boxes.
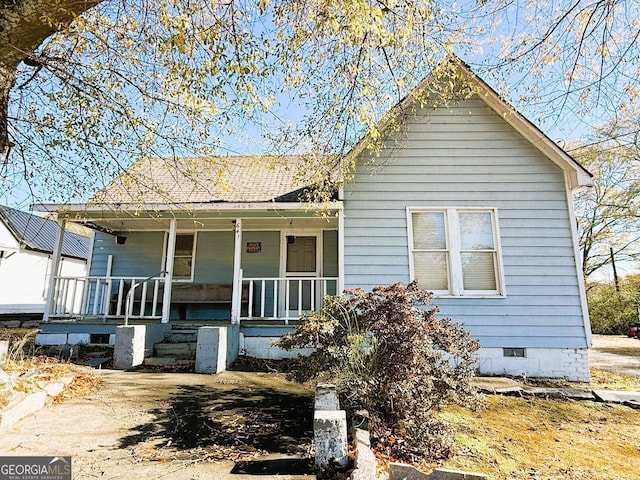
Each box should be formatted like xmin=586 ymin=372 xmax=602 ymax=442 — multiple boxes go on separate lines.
xmin=284 ymin=235 xmax=320 ymax=314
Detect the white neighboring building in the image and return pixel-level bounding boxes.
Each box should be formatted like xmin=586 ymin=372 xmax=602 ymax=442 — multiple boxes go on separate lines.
xmin=0 ymin=206 xmax=91 ymax=316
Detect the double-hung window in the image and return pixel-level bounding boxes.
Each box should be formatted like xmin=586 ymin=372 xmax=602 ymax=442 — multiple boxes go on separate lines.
xmin=407 ymin=207 xmax=504 ymax=296
xmin=164 ymin=233 xmax=196 ymax=281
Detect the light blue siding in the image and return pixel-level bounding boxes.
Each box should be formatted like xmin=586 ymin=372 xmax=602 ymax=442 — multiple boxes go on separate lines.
xmin=343 ymin=96 xmax=588 ymax=349
xmin=90 ymin=231 xmax=164 ymax=277
xmin=241 ymin=231 xmax=281 ymax=277
xmin=323 ymin=230 xmax=339 ymax=277
xmin=194 ymin=231 xmax=234 ymax=283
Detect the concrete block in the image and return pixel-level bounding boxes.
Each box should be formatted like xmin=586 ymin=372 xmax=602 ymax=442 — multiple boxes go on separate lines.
xmin=67 ymin=333 xmax=90 ymax=345
xmin=0 ymin=320 xmax=21 ymax=328
xmin=114 ymin=325 xmax=146 ymax=370
xmin=315 ymin=383 xmax=340 ymax=411
xmin=0 ymin=340 xmax=7 ymax=365
xmin=243 ymin=336 xmax=259 ymax=350
xmin=35 ymin=333 xmax=68 ymax=346
xmin=314 ymin=410 xmax=348 ymax=468
xmin=38 ymin=380 xmax=65 ymax=398
xmin=239 ymin=332 xmax=246 ymax=355
xmin=354 ymin=427 xmax=371 ymax=448
xmin=242 ymin=336 xmax=314 ymax=359
xmin=593 ymin=390 xmax=640 ymax=404
xmin=195 ymin=327 xmax=226 ymax=374
xmin=352 ymin=438 xmax=377 ymax=480
xmin=226 ymin=324 xmax=240 ymax=367
xmin=0 ymin=391 xmax=47 ymax=431
xmin=21 ymin=320 xmax=41 ymax=328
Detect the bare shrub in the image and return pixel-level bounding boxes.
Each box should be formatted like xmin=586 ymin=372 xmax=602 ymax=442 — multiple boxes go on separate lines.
xmin=277 ymin=281 xmax=481 ymax=462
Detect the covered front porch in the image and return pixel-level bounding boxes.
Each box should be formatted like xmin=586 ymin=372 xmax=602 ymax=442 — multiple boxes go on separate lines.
xmin=40 ymin=205 xmax=343 ymax=327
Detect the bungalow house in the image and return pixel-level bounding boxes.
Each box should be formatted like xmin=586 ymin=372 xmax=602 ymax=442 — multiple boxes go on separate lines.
xmin=0 ymin=206 xmax=90 ymax=318
xmin=33 ymin=58 xmax=593 ymax=381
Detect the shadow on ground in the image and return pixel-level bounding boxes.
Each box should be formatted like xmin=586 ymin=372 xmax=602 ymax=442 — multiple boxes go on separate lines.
xmin=118 ymin=382 xmax=313 ymax=462
xmin=231 ymin=458 xmax=314 ymax=475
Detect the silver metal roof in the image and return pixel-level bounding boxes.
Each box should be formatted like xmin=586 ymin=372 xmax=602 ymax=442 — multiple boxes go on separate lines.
xmin=0 ymin=206 xmax=91 ymax=260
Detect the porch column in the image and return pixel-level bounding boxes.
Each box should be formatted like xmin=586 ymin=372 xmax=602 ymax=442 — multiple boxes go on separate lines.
xmin=161 ymin=218 xmax=177 ymax=323
xmin=43 ymin=219 xmax=66 ymax=322
xmin=338 ymin=209 xmax=345 ymax=294
xmin=231 ymin=218 xmax=242 ymax=324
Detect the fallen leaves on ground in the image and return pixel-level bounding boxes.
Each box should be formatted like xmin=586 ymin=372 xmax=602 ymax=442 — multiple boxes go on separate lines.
xmin=1 ymin=356 xmax=101 ymax=407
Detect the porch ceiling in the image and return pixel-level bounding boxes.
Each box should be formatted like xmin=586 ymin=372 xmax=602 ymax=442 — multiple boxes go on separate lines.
xmin=39 ymin=206 xmax=340 ymax=232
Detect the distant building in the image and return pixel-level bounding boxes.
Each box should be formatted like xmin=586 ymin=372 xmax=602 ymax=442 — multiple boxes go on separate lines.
xmin=0 ymin=206 xmax=91 ymax=317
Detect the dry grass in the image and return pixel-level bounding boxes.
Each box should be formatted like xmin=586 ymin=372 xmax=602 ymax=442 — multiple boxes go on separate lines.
xmin=436 ymin=369 xmax=640 ymax=480
xmin=597 ymin=346 xmax=640 ymax=358
xmin=2 ymin=330 xmax=101 ymax=411
xmin=0 ymin=328 xmax=44 ymax=361
xmin=588 ymin=367 xmax=640 ymax=391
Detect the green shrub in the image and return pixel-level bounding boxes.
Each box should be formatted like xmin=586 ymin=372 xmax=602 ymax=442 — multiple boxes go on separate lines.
xmin=277 ymin=281 xmax=481 ymax=463
xmin=588 ymin=275 xmax=640 ymax=334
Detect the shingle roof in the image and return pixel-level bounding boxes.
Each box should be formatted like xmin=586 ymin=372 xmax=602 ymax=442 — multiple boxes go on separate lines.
xmin=91 ymin=155 xmax=332 ymax=204
xmin=0 ymin=206 xmax=91 ymax=260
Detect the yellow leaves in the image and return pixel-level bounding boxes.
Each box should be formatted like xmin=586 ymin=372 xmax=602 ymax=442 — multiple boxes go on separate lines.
xmin=8 ymin=0 xmax=511 ymax=205
xmin=258 ymin=0 xmax=270 ymax=14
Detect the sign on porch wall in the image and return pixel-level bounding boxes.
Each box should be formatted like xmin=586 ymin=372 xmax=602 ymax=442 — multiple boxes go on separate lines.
xmin=246 ymin=242 xmax=261 ymax=253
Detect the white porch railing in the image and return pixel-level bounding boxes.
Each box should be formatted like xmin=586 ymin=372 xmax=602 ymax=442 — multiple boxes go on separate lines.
xmin=240 ymin=276 xmax=339 ymax=324
xmin=48 ymin=275 xmax=167 ymax=320
xmin=49 ymin=274 xmax=338 ymax=323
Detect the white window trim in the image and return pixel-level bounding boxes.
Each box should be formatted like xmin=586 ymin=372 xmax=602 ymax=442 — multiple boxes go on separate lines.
xmin=162 ymin=231 xmax=197 ymax=282
xmin=407 ymin=207 xmax=506 ymax=298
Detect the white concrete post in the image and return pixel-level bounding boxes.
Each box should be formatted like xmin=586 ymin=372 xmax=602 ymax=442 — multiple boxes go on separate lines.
xmin=195 ymin=326 xmax=226 ymax=374
xmin=161 ymin=219 xmax=177 ymax=323
xmin=314 ymin=382 xmax=347 ymax=468
xmin=42 ymin=219 xmax=66 ymax=322
xmin=231 ymin=218 xmax=243 ymax=324
xmin=114 ymin=325 xmax=146 ymax=369
xmin=314 ymin=410 xmax=348 ymax=468
xmin=315 ymin=383 xmax=340 ymax=410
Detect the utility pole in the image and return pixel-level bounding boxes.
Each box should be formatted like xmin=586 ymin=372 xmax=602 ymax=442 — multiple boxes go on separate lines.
xmin=610 ymin=247 xmax=620 ymax=292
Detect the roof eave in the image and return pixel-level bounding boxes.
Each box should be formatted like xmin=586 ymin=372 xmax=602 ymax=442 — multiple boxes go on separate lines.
xmin=32 ymin=201 xmax=344 ymax=216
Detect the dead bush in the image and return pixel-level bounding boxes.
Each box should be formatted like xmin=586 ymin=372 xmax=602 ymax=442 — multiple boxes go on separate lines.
xmin=277 ymin=281 xmax=481 ymax=463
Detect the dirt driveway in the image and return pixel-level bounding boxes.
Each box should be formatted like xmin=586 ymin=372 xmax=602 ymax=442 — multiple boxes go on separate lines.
xmin=0 ymin=370 xmax=316 ymax=480
xmin=590 ymin=334 xmax=640 ymax=378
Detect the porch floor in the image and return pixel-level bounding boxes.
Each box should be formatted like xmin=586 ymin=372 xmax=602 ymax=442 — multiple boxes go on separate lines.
xmin=44 ymin=317 xmax=302 ymax=326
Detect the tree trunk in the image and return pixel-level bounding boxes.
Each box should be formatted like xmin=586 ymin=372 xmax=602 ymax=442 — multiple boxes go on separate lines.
xmin=0 ymin=62 xmax=14 ymax=161
xmin=0 ymin=0 xmax=102 ymax=157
